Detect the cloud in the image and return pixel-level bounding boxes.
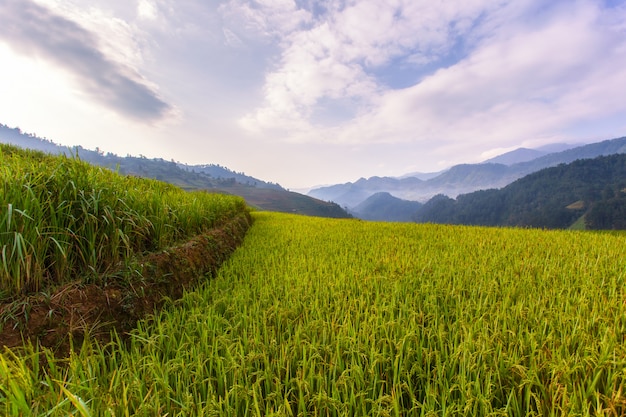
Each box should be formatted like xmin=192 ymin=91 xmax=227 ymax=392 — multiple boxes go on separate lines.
xmin=238 ymin=0 xmax=626 ymax=160
xmin=219 ymin=0 xmax=313 ymax=40
xmin=350 ymin=0 xmax=626 ymax=145
xmin=0 ymin=0 xmax=173 ymax=122
xmin=238 ymin=0 xmax=499 ymax=134
xmin=223 ymin=28 xmax=245 ymax=48
xmin=137 ymin=0 xmax=158 ymax=21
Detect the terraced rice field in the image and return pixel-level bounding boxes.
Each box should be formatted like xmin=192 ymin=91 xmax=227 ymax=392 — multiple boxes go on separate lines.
xmin=3 ymin=211 xmax=626 ymax=416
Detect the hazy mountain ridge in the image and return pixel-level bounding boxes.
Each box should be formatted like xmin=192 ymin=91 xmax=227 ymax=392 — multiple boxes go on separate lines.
xmin=309 ymin=136 xmax=626 ymax=210
xmin=351 ymin=192 xmax=422 ymax=222
xmin=482 ymin=148 xmax=547 ymax=165
xmin=0 ymin=123 xmax=278 ymax=189
xmin=0 ymin=124 xmax=65 ymax=155
xmin=0 ymin=123 xmax=351 ymax=218
xmin=482 ymin=143 xmax=579 ymax=165
xmin=4 ymin=122 xmax=625 ymax=224
xmin=177 ymin=163 xmax=283 ymax=190
xmin=509 ymin=138 xmax=626 ymax=174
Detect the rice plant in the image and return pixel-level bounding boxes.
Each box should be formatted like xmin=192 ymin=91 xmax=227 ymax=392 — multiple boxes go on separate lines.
xmin=0 ymin=144 xmax=247 ymax=298
xmin=3 ymin=211 xmax=625 ymax=416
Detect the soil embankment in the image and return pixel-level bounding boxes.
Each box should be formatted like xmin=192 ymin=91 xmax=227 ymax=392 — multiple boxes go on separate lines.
xmin=0 ymin=212 xmax=252 ymax=356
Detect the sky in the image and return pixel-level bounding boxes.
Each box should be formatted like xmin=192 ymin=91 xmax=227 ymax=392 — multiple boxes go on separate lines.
xmin=1 ymin=0 xmax=626 ymax=189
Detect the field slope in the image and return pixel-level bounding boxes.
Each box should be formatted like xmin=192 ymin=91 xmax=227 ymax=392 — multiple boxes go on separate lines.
xmin=2 ymin=212 xmax=626 ymax=416
xmin=0 ymin=144 xmax=251 ymax=353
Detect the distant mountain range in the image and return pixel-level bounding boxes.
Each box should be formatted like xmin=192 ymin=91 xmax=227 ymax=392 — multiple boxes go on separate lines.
xmin=309 ymin=136 xmax=626 ymax=214
xmin=0 ymin=123 xmax=351 ymax=218
xmin=482 ymin=143 xmax=579 ymax=165
xmin=414 ymin=153 xmax=626 ymax=230
xmin=351 ymin=192 xmax=423 ymax=222
xmin=4 ymin=122 xmax=625 ymax=226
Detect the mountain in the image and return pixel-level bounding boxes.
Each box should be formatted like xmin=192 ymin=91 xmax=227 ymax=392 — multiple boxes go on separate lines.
xmin=483 ymin=143 xmax=579 ymax=165
xmin=0 ymin=124 xmax=64 ymax=155
xmin=351 ymin=192 xmax=422 ymax=222
xmin=0 ymin=123 xmax=351 ymax=218
xmin=423 ymin=163 xmax=514 ymax=190
xmin=218 ymin=185 xmax=351 ymax=217
xmin=414 ymin=153 xmax=626 ymax=229
xmin=510 ymin=138 xmax=626 ymax=173
xmin=177 ymin=163 xmax=282 ymax=190
xmin=536 ymin=142 xmax=584 ymax=153
xmin=310 ymin=176 xmax=424 ymax=209
xmin=398 ymin=170 xmax=445 ymax=180
xmin=482 ymin=147 xmax=547 ymax=165
xmin=308 ymin=136 xmax=626 ymax=213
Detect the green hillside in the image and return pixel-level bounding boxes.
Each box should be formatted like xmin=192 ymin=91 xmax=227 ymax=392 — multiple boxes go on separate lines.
xmin=2 ymin=211 xmax=626 ymax=416
xmin=415 ymin=153 xmax=626 ymax=229
xmin=218 ymin=184 xmax=352 ymax=218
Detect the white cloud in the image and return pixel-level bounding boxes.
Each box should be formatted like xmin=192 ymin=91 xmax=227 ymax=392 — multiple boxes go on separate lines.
xmin=219 ymin=0 xmax=312 ymax=40
xmin=0 ymin=0 xmax=173 ymax=121
xmin=32 ymin=0 xmax=148 ymax=69
xmin=222 ymin=28 xmax=244 ymax=47
xmin=239 ymin=0 xmax=503 ymax=135
xmin=3 ymin=0 xmax=626 ymax=188
xmin=137 ymin=0 xmax=158 ymax=21
xmin=328 ymin=0 xmax=491 ymax=66
xmin=238 ymin=0 xmax=626 ymax=165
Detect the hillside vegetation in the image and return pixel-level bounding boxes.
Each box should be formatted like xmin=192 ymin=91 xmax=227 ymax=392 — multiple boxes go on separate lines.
xmin=2 ymin=212 xmax=626 ymax=415
xmin=415 ymin=153 xmax=626 ymax=229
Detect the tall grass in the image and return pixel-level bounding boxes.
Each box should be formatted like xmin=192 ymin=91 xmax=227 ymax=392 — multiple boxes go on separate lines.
xmin=2 ymin=212 xmax=626 ymax=415
xmin=0 ymin=144 xmax=247 ymax=298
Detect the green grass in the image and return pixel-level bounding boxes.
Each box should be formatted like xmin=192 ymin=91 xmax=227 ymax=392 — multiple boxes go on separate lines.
xmin=569 ymin=214 xmax=588 ymax=230
xmin=2 ymin=212 xmax=626 ymax=416
xmin=0 ymin=144 xmax=247 ymax=298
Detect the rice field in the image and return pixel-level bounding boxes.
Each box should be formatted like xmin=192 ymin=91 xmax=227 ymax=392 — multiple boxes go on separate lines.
xmin=2 ymin=211 xmax=626 ymax=416
xmin=0 ymin=144 xmax=247 ymax=298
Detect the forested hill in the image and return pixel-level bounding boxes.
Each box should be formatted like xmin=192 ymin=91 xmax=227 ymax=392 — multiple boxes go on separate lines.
xmin=0 ymin=123 xmax=279 ymax=190
xmin=414 ymin=153 xmax=626 ymax=229
xmin=0 ymin=123 xmax=351 ymax=218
